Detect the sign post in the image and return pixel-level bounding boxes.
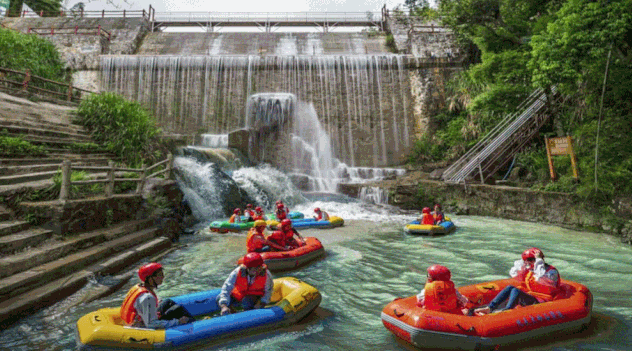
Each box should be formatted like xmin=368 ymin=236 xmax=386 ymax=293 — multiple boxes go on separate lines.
xmin=545 ymin=136 xmax=579 ymax=181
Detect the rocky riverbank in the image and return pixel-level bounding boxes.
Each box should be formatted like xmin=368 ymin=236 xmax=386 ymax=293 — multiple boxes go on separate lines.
xmin=338 ymin=169 xmax=632 ymax=245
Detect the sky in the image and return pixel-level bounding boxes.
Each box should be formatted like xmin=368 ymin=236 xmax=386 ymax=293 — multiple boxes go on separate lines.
xmin=73 ymin=0 xmax=408 ymax=13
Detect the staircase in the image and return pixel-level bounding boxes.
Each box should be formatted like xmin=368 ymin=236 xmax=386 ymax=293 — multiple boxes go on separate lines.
xmin=0 ymin=205 xmax=171 ymax=328
xmin=441 ymin=87 xmax=557 ymax=184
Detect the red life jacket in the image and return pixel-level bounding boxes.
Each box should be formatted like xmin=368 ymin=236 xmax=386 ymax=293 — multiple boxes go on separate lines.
xmin=253 ymin=214 xmax=264 ymax=221
xmin=524 ymin=265 xmax=561 ymax=302
xmin=229 ymin=214 xmax=240 ymax=223
xmin=230 ymin=266 xmax=268 ymax=302
xmin=421 ymin=213 xmax=435 ymax=225
xmin=433 ymin=212 xmax=444 ymax=223
xmin=244 ymin=209 xmax=255 ymax=218
xmin=246 ymin=229 xmax=266 ymax=252
xmin=423 ymin=281 xmax=461 ymax=313
xmin=267 ymin=230 xmax=286 ymax=248
xmin=276 ymin=209 xmax=287 ymax=220
xmin=120 ymin=284 xmax=158 ymax=325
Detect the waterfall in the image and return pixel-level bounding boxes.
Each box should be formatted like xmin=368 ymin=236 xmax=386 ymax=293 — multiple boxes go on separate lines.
xmin=100 ymin=55 xmax=414 ymax=167
xmin=200 ymin=134 xmax=228 ymax=148
xmin=359 ymin=186 xmax=390 ymax=204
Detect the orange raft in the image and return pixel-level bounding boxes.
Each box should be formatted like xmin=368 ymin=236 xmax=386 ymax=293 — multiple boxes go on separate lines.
xmin=237 ymin=237 xmax=325 ymax=271
xmin=381 ymin=278 xmax=592 ymax=351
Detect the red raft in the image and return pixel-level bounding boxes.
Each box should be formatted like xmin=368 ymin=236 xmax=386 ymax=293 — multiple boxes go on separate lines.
xmin=381 ymin=278 xmax=592 ymax=351
xmin=237 ymin=237 xmax=325 ymax=271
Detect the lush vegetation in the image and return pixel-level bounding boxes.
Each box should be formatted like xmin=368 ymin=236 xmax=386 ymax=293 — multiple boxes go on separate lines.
xmin=0 ymin=27 xmax=70 ymax=96
xmin=7 ymin=0 xmax=61 ymax=17
xmin=406 ymin=0 xmax=632 ymax=200
xmin=76 ymin=92 xmax=165 ymax=167
xmin=0 ymin=135 xmax=46 ymax=156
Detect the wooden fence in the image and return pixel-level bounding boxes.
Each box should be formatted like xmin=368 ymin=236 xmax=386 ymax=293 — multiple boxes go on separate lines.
xmin=59 ymin=154 xmax=174 ymax=201
xmin=0 ymin=67 xmax=95 ymax=104
xmin=27 ymin=25 xmax=112 ymax=40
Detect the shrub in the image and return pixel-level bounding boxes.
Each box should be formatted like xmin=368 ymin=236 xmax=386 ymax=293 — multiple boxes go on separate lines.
xmin=76 ymin=92 xmax=164 ymax=167
xmin=0 ymin=136 xmax=46 ymax=156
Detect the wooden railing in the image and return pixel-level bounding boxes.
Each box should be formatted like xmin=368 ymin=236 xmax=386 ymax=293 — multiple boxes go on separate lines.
xmin=0 ymin=67 xmax=95 ymax=104
xmin=28 ymin=25 xmax=112 ymax=40
xmin=58 ymin=154 xmax=174 ymax=201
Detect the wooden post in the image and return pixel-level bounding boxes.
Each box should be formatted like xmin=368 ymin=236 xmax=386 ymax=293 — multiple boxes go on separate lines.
xmin=59 ymin=160 xmax=72 ymax=201
xmin=105 ymin=160 xmax=115 ymax=197
xmin=22 ymin=69 xmax=31 ymax=91
xmin=81 ymin=7 xmax=84 ymax=18
xmin=75 ymin=25 xmax=78 ymax=34
xmin=545 ymin=137 xmax=557 ymax=181
xmin=166 ymin=153 xmax=174 ymax=180
xmin=567 ymin=136 xmax=579 ymax=180
xmin=136 ymin=165 xmax=147 ymax=194
xmin=478 ymin=163 xmax=484 ymax=184
xmin=102 ymin=10 xmax=105 ymax=18
xmin=123 ymin=9 xmax=126 ymax=18
xmin=67 ymin=85 xmax=73 ymax=101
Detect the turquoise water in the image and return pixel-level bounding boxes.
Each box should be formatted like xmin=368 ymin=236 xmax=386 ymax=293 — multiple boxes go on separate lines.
xmin=0 ymin=200 xmax=631 ymax=351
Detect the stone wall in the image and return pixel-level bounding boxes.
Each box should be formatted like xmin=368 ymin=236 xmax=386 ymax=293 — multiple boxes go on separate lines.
xmin=385 ymin=16 xmax=461 ymax=59
xmin=339 ymin=179 xmax=632 ymax=244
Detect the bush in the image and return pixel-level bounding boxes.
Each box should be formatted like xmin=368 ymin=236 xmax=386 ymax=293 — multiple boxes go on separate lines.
xmin=0 ymin=136 xmax=46 ymax=156
xmin=76 ymin=92 xmax=164 ymax=167
xmin=385 ymin=33 xmax=398 ymax=53
xmin=0 ymin=28 xmax=70 ymax=91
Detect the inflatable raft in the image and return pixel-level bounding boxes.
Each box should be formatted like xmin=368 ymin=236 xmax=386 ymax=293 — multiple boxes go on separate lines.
xmin=381 ymin=278 xmax=592 ymax=351
xmin=237 ymin=237 xmax=325 ymax=271
xmin=209 ymin=211 xmax=305 ymax=233
xmin=404 ymin=217 xmax=455 ymax=235
xmin=268 ymin=216 xmax=344 ymax=230
xmin=76 ymin=277 xmax=321 ymax=350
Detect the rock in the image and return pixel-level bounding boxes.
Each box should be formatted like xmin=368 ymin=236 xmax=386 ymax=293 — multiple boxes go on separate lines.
xmin=429 ymin=168 xmax=444 ymax=180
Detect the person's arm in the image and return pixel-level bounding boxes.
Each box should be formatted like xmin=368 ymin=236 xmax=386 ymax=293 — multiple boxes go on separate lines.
xmin=532 ymin=258 xmax=560 ymax=287
xmin=265 ymin=238 xmax=287 ymax=251
xmin=415 ymin=288 xmax=425 ymax=306
xmin=292 ymin=228 xmax=305 ymax=242
xmin=456 ymin=290 xmax=470 ymax=307
xmin=218 ymin=267 xmax=240 ymax=307
xmin=509 ymin=259 xmax=528 ymax=279
xmin=135 ymin=294 xmax=180 ymax=329
xmin=323 ymin=212 xmax=330 ymax=220
xmin=260 ymin=270 xmax=274 ymax=305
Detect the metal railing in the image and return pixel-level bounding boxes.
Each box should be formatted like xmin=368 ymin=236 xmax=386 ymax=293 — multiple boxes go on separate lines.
xmin=0 ymin=67 xmax=95 ymax=104
xmin=28 ymin=25 xmax=112 ymax=40
xmin=19 ymin=8 xmax=152 ymax=20
xmin=151 ymin=11 xmax=382 ymax=23
xmin=59 ymin=154 xmax=174 ymax=201
xmin=442 ymin=88 xmax=557 ymax=184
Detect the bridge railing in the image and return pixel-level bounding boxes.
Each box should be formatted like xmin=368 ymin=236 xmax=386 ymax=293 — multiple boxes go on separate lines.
xmin=19 ymin=9 xmax=151 ymax=21
xmin=152 ymin=11 xmax=382 ymax=23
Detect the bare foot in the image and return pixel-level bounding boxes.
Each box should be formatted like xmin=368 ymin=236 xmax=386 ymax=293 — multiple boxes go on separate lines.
xmin=474 ymin=306 xmax=491 ymax=316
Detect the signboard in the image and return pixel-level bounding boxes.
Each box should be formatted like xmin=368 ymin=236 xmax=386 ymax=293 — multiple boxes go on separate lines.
xmin=545 ymin=136 xmax=579 ymax=181
xmin=0 ymin=0 xmax=9 ymax=17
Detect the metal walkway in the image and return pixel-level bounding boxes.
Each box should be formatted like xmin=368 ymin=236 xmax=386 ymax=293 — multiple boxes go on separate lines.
xmin=441 ymin=87 xmax=557 ymax=184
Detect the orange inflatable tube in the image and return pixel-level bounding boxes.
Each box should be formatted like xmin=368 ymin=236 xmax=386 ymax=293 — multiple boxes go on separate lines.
xmin=237 ymin=237 xmax=325 ymax=271
xmin=381 ymin=278 xmax=592 ymax=350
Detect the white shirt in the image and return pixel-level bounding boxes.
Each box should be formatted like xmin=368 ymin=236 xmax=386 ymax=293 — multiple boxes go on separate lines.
xmin=217 ymin=266 xmax=274 ymax=307
xmin=510 ymin=258 xmax=560 ymax=287
xmin=132 ymin=291 xmax=179 ymax=329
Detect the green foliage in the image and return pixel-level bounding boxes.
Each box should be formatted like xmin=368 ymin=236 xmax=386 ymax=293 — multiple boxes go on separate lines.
xmin=76 ymin=92 xmax=163 ymax=167
xmin=68 ymin=142 xmax=101 ymax=151
xmin=0 ymin=28 xmax=69 ymax=90
xmin=385 ymin=33 xmax=398 ymax=53
xmin=8 ymin=0 xmax=62 ymax=17
xmin=0 ymin=136 xmax=46 ymax=156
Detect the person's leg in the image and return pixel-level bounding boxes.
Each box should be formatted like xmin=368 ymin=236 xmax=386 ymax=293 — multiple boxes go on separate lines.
xmin=240 ymin=295 xmax=261 ymax=311
xmin=488 ymin=286 xmax=517 ymax=311
xmin=158 ymin=298 xmax=194 ymax=320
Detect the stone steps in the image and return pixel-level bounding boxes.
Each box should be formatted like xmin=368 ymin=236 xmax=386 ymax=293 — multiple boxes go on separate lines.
xmin=0 ymin=236 xmax=172 ymax=329
xmin=0 ymin=220 xmax=30 ymax=237
xmin=0 ymin=225 xmax=161 ymax=303
xmin=0 ymin=116 xmax=86 ymax=136
xmin=0 ymin=120 xmax=91 ymax=141
xmin=0 ymin=156 xmax=112 ymax=167
xmin=0 ymin=218 xmax=154 ymax=279
xmin=0 ymin=227 xmax=53 ymax=255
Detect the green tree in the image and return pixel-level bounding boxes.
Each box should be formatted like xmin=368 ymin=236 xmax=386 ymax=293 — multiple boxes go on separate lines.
xmin=8 ymin=0 xmax=62 ymax=17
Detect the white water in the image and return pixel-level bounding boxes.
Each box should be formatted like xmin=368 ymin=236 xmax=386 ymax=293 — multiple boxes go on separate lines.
xmin=200 ymin=134 xmax=228 ymax=148
xmin=359 ymin=186 xmax=390 ymax=205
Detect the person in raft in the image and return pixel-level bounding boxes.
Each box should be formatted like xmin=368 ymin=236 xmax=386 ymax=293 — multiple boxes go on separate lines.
xmin=416 ymin=264 xmax=470 ymax=315
xmin=243 ymin=204 xmax=255 ymax=222
xmin=247 ymin=219 xmax=287 ymax=253
xmin=418 ymin=207 xmax=435 ymax=225
xmin=253 ymin=206 xmax=268 ymax=221
xmin=313 ymin=207 xmax=330 ymax=221
xmin=271 ymin=219 xmax=305 ymax=249
xmin=475 ymin=247 xmax=561 ymax=315
xmin=275 ymin=203 xmax=288 ymax=221
xmin=275 ymin=200 xmax=290 ymax=216
xmin=217 ymin=252 xmax=274 ymax=316
xmin=229 ymin=208 xmax=242 ymax=223
xmin=432 ymin=204 xmax=445 ymax=224
xmin=120 ymin=263 xmax=195 ymax=328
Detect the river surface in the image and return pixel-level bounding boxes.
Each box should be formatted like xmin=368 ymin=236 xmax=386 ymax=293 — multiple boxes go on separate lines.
xmin=0 ymin=195 xmax=631 ymax=351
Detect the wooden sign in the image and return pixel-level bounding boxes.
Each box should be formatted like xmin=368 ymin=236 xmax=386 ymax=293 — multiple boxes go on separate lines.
xmin=545 ymin=136 xmax=579 ymax=181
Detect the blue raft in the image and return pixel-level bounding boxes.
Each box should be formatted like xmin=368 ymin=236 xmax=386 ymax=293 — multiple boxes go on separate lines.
xmin=403 ymin=217 xmax=456 ymax=235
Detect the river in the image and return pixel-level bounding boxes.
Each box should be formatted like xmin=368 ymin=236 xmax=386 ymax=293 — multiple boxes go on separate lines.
xmin=0 ymin=191 xmax=630 ymax=351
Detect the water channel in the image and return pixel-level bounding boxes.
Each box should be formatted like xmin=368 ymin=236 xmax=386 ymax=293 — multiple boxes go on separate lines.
xmin=0 ymin=188 xmax=630 ymax=350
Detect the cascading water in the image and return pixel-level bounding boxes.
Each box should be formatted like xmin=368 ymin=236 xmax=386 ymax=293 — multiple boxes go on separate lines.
xmin=358 ymin=186 xmax=390 ymax=205
xmin=100 ymin=55 xmax=414 ymax=167
xmin=200 ymin=134 xmax=228 ymax=148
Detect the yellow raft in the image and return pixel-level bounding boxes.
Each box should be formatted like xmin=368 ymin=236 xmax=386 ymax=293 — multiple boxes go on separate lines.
xmin=76 ymin=277 xmax=321 ymax=349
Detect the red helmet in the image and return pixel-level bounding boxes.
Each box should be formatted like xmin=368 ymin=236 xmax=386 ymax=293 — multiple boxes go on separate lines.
xmin=138 ymin=262 xmax=162 ymax=282
xmin=243 ymin=252 xmax=264 ymax=268
xmin=246 ymin=204 xmax=253 ymax=208
xmin=275 ymin=200 xmax=281 ymax=204
xmin=277 ymin=203 xmax=284 ymax=209
xmin=255 ymin=206 xmax=263 ymax=212
xmin=427 ymin=264 xmax=451 ymax=282
xmin=434 ymin=204 xmax=442 ymax=209
xmin=314 ymin=207 xmax=320 ymax=212
xmin=233 ymin=208 xmax=241 ymax=214
xmin=422 ymin=207 xmax=431 ymax=214
xmin=522 ymin=248 xmax=543 ymax=261
xmin=281 ymin=219 xmax=292 ymax=228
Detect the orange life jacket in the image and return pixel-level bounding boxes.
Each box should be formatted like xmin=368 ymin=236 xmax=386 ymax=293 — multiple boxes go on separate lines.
xmin=246 ymin=229 xmax=266 ymax=252
xmin=524 ymin=265 xmax=561 ymax=302
xmin=433 ymin=212 xmax=444 ymax=223
xmin=421 ymin=213 xmax=435 ymax=225
xmin=120 ymin=284 xmax=158 ymax=325
xmin=230 ymin=266 xmax=268 ymax=302
xmin=229 ymin=214 xmax=239 ymax=223
xmin=423 ymin=281 xmax=461 ymax=313
xmin=267 ymin=230 xmax=286 ymax=247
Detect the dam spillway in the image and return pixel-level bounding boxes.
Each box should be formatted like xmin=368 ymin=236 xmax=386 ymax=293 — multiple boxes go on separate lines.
xmin=101 ymin=53 xmax=415 ymax=167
